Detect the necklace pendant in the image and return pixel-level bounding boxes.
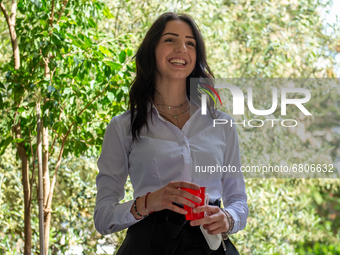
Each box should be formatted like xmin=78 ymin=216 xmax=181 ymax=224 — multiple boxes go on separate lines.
xmin=168 ymin=106 xmax=171 ymax=109
xmin=174 ymin=116 xmax=178 ymax=119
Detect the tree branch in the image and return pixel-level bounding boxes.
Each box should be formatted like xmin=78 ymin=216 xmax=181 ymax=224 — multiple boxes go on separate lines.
xmin=57 ymin=0 xmax=68 ymax=24
xmin=1 ymin=1 xmax=20 ymax=69
xmin=39 ymin=48 xmax=49 ymax=66
xmin=78 ymin=85 xmax=109 ymax=117
xmin=0 ymin=3 xmax=10 ymax=27
xmin=45 ymin=127 xmax=71 ymax=212
xmin=10 ymin=0 xmax=17 ymax=24
xmin=48 ymin=103 xmax=66 ymax=157
xmin=28 ymin=117 xmax=40 ymax=207
xmin=49 ymin=0 xmax=55 ymax=27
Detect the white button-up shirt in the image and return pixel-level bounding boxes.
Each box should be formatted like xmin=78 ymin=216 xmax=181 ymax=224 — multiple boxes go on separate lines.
xmin=94 ymin=104 xmax=249 ymax=235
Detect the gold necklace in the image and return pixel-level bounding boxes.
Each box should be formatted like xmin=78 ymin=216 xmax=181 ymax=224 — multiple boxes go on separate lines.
xmin=157 ymin=105 xmax=190 ymax=119
xmin=155 ymin=99 xmax=188 ymax=109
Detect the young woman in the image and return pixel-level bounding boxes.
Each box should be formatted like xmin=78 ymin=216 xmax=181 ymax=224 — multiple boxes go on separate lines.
xmin=94 ymin=12 xmax=248 ymax=255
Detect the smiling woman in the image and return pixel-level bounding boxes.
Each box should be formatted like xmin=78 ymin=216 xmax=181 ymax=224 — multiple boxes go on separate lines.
xmin=93 ymin=12 xmax=248 ymax=255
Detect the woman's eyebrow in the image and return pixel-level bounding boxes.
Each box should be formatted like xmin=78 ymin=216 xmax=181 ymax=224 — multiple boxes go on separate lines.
xmin=162 ymin=32 xmax=195 ymax=40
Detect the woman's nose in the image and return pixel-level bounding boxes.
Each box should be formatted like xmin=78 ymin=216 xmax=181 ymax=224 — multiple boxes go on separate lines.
xmin=174 ymin=41 xmax=187 ymax=53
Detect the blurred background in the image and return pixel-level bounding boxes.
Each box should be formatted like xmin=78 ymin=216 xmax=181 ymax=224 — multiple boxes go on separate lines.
xmin=0 ymin=0 xmax=340 ymax=254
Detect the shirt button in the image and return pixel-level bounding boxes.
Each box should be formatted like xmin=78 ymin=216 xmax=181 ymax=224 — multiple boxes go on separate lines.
xmin=186 ymin=159 xmax=191 ymax=164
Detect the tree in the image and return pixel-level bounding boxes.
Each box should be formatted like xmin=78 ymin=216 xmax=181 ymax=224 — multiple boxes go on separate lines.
xmin=0 ymin=0 xmax=134 ymax=253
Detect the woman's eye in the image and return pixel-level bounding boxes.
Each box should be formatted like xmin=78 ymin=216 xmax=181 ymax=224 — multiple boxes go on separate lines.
xmin=165 ymin=38 xmax=174 ymax=42
xmin=188 ymin=42 xmax=195 ymax=47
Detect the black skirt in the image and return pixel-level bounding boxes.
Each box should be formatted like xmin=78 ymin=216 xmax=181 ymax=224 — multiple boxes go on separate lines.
xmin=116 ymin=203 xmax=239 ymax=255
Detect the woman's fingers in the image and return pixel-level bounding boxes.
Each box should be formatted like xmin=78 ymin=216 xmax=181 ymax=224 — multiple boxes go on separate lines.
xmin=177 ymin=189 xmax=202 ymax=204
xmin=170 ymin=181 xmax=200 ymax=190
xmin=168 ymin=203 xmax=190 ymax=215
xmin=189 ymin=205 xmax=225 ymax=228
xmin=167 ymin=181 xmax=202 ymax=204
xmin=193 ymin=205 xmax=220 ymax=214
xmin=205 ymin=227 xmax=226 ymax=235
xmin=148 ymin=181 xmax=201 ymax=212
xmin=203 ymin=220 xmax=228 ymax=232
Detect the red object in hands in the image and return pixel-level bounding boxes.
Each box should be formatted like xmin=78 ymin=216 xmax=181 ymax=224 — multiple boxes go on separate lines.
xmin=182 ymin=187 xmax=206 ymax=220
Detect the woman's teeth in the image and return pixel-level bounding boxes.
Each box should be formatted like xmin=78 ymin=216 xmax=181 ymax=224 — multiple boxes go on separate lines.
xmin=169 ymin=59 xmax=186 ymax=65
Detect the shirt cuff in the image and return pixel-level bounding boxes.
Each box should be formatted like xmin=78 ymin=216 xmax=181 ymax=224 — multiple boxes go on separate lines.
xmin=104 ymin=200 xmax=142 ymax=234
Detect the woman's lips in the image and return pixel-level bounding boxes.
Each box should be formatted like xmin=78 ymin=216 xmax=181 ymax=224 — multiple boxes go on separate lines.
xmin=167 ymin=60 xmax=187 ymax=69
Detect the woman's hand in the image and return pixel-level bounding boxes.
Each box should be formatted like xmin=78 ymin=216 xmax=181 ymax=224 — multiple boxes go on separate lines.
xmin=147 ymin=181 xmax=202 ymax=215
xmin=189 ymin=205 xmax=230 ymax=235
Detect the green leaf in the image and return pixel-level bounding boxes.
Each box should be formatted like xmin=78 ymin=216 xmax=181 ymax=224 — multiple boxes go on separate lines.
xmin=64 ymin=88 xmax=72 ymax=94
xmin=47 ymin=86 xmax=56 ymax=92
xmin=105 ymin=61 xmax=122 ymax=71
xmin=119 ymin=50 xmax=126 ymax=64
xmin=99 ymin=46 xmax=111 ymax=56
xmin=88 ymin=18 xmax=97 ymax=29
xmin=107 ymin=91 xmax=114 ymax=102
xmin=12 ymin=138 xmax=24 ymax=143
xmin=54 ymin=24 xmax=60 ymax=32
xmin=313 ymin=192 xmax=323 ymax=205
xmin=103 ymin=7 xmax=114 ymax=19
xmin=0 ymin=94 xmax=3 ymax=109
xmin=126 ymin=49 xmax=133 ymax=57
xmin=53 ymin=121 xmax=63 ymax=130
xmin=43 ymin=100 xmax=51 ymax=113
xmin=73 ymin=56 xmax=80 ymax=66
xmin=104 ymin=65 xmax=111 ymax=77
xmin=72 ymin=38 xmax=83 ymax=47
xmin=60 ymin=16 xmax=68 ymax=21
xmin=17 ymin=107 xmax=25 ymax=113
xmin=34 ymin=0 xmax=42 ymax=9
xmin=76 ymin=116 xmax=83 ymax=124
xmin=0 ymin=136 xmax=13 ymax=155
xmin=73 ymin=67 xmax=79 ymax=77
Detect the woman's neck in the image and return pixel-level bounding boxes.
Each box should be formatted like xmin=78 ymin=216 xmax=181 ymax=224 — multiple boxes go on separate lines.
xmin=154 ymin=78 xmax=187 ymax=106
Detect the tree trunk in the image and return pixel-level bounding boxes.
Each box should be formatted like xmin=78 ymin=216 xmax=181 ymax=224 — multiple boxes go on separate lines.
xmin=37 ymin=103 xmax=45 ymax=254
xmin=0 ymin=2 xmax=20 ymax=69
xmin=42 ymin=126 xmax=50 ymax=255
xmin=1 ymin=3 xmax=29 ymax=252
xmin=13 ymin=124 xmax=31 ymax=255
xmin=22 ymin=154 xmax=31 ymax=255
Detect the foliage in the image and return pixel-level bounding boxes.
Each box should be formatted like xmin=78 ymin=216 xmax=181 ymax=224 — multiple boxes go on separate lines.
xmin=296 ymin=242 xmax=340 ymax=255
xmin=0 ymin=146 xmax=113 ymax=254
xmin=0 ymin=0 xmax=134 ymax=159
xmin=0 ymin=0 xmax=134 ymax=253
xmin=103 ymin=0 xmax=340 ymax=78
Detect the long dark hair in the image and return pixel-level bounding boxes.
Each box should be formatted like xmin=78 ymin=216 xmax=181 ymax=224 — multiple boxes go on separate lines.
xmin=129 ymin=12 xmax=216 ymax=141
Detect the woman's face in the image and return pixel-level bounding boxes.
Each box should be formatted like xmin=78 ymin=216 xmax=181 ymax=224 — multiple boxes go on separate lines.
xmin=155 ymin=20 xmax=197 ymax=82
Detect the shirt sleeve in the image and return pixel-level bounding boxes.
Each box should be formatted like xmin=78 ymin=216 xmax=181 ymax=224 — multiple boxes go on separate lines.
xmin=93 ymin=115 xmax=141 ymax=235
xmin=221 ymin=119 xmax=249 ymax=234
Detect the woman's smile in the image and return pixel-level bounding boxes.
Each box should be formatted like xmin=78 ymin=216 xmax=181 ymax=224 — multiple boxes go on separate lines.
xmin=167 ymin=57 xmax=188 ymax=68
